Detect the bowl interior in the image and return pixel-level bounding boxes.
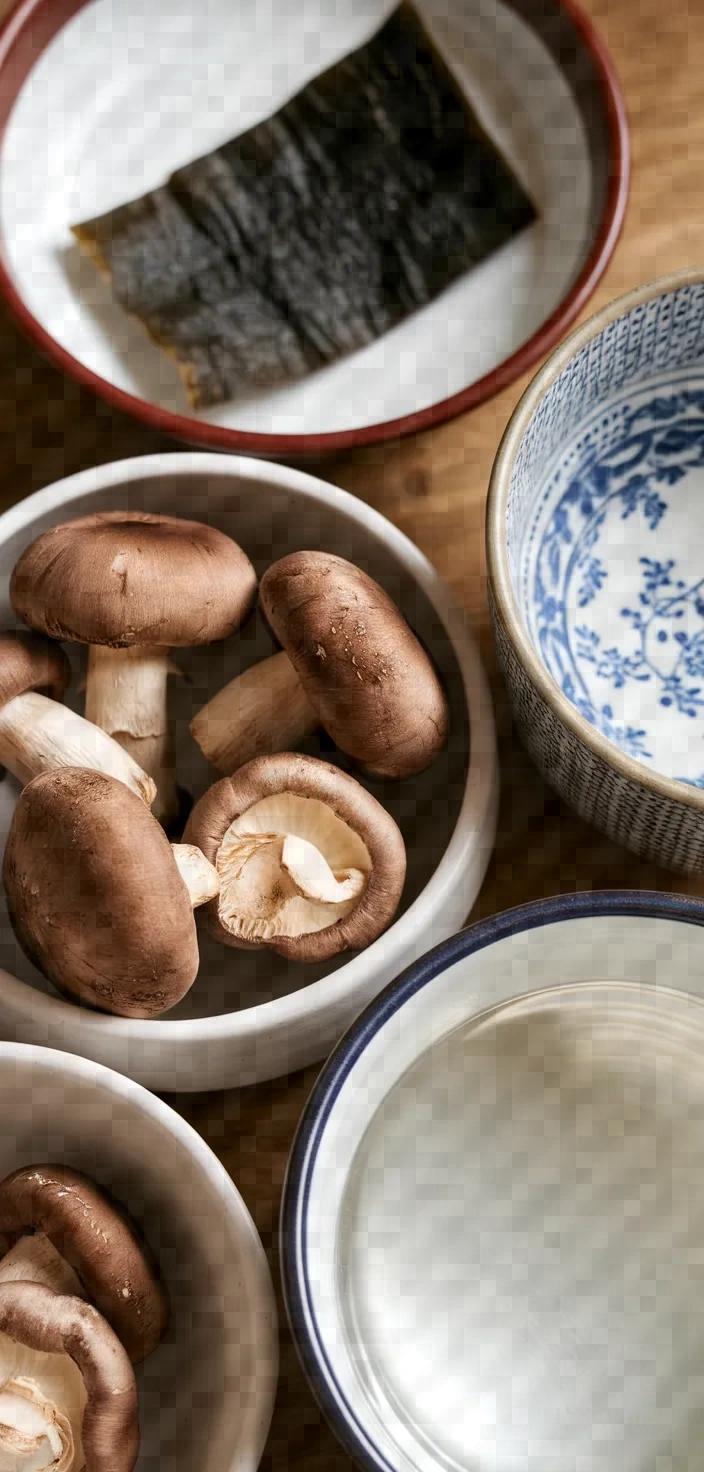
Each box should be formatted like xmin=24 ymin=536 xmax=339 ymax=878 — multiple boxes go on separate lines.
xmin=0 ymin=0 xmax=598 ymax=438
xmin=0 ymin=1046 xmax=275 ymax=1472
xmin=505 ymin=278 xmax=704 ymax=787
xmin=0 ymin=464 xmax=468 ymax=1019
xmin=286 ymin=906 xmax=704 ymax=1472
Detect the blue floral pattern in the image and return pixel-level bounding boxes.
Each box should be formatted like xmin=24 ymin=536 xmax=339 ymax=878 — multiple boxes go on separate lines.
xmin=529 ymin=387 xmax=704 ymax=779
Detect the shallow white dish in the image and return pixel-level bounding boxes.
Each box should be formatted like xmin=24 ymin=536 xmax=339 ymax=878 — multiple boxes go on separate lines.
xmin=0 ymin=0 xmax=627 ymax=452
xmin=0 ymin=452 xmax=497 ymax=1091
xmin=282 ymin=890 xmax=704 ymax=1472
xmin=0 ymin=1040 xmax=277 ymax=1471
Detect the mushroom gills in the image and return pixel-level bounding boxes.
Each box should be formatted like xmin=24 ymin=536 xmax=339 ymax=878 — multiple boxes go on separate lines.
xmin=0 ymin=1239 xmax=83 ymax=1303
xmin=0 ymin=1240 xmax=86 ymax=1472
xmin=0 ymin=1342 xmax=85 ymax=1472
xmin=189 ymin=651 xmax=319 ymax=774
xmin=216 ymin=793 xmax=371 ymax=940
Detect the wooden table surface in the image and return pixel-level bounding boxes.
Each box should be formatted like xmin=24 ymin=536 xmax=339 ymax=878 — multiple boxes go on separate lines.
xmin=1 ymin=0 xmax=703 ymax=1463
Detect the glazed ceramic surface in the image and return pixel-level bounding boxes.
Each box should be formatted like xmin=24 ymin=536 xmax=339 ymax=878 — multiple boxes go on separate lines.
xmin=0 ymin=0 xmax=627 ymax=451
xmin=282 ymin=892 xmax=704 ymax=1472
xmin=488 ymin=270 xmax=704 ymax=871
xmin=0 ymin=453 xmax=497 ymax=1091
xmin=520 ymin=320 xmax=704 ymax=784
xmin=0 ymin=1042 xmax=278 ymax=1471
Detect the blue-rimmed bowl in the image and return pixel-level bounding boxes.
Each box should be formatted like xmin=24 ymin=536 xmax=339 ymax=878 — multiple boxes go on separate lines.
xmin=281 ymin=890 xmax=704 ymax=1472
xmin=487 ymin=268 xmax=704 ymax=872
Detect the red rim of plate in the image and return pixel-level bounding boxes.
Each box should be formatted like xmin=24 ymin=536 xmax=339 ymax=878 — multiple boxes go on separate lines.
xmin=0 ymin=0 xmax=630 ymax=456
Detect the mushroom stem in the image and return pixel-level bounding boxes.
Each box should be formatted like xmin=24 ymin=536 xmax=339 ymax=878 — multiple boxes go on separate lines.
xmin=0 ymin=1237 xmax=84 ymax=1302
xmin=189 ymin=651 xmax=319 ymax=774
xmin=0 ymin=692 xmax=156 ymax=807
xmin=171 ymin=845 xmax=220 ymax=908
xmin=280 ymin=834 xmax=366 ymax=904
xmin=85 ymin=645 xmax=177 ymax=825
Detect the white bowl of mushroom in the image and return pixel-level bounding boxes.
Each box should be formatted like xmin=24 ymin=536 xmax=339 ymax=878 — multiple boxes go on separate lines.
xmin=0 ymin=1039 xmax=278 ymax=1471
xmin=0 ymin=452 xmax=498 ymax=1091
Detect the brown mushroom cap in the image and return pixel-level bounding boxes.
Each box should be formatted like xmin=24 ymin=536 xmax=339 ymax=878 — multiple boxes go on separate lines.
xmin=10 ymin=511 xmax=257 ymax=647
xmin=259 ymin=551 xmax=449 ymax=779
xmin=0 ymin=1281 xmax=139 ymax=1472
xmin=183 ymin=752 xmax=407 ymax=962
xmin=2 ymin=768 xmax=200 ymax=1018
xmin=0 ymin=630 xmax=70 ymax=709
xmin=0 ymin=1166 xmax=168 ymax=1364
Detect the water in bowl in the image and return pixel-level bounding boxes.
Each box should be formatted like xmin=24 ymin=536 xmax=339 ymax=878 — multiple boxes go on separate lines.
xmin=339 ymin=980 xmax=704 ymax=1472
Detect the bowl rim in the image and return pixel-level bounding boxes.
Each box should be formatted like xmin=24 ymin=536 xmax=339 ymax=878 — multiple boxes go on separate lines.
xmin=280 ymin=886 xmax=704 ymax=1472
xmin=486 ymin=265 xmax=704 ymax=816
xmin=0 ymin=0 xmax=629 ymax=455
xmin=0 ymin=1038 xmax=279 ymax=1468
xmin=0 ymin=450 xmax=498 ymax=1045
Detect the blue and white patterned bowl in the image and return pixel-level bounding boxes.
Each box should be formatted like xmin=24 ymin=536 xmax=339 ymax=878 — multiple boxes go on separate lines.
xmin=487 ymin=269 xmax=704 ymax=872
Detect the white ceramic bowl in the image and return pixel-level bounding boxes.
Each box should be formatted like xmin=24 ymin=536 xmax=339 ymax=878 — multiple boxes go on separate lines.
xmin=0 ymin=1040 xmax=277 ymax=1471
xmin=0 ymin=0 xmax=627 ymax=453
xmin=0 ymin=452 xmax=498 ymax=1091
xmin=488 ymin=267 xmax=704 ymax=872
xmin=282 ymin=889 xmax=704 ymax=1472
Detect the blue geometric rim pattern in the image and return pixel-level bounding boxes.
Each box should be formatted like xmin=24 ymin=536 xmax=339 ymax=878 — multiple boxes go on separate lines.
xmin=523 ymin=377 xmax=704 ymax=785
xmin=280 ymin=890 xmax=704 ymax=1472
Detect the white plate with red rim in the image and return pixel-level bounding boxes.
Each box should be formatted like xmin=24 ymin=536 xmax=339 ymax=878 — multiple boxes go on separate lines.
xmin=0 ymin=0 xmax=627 ymax=455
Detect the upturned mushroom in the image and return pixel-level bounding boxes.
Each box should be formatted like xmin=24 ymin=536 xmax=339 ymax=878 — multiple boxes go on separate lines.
xmin=0 ymin=1162 xmax=168 ymax=1471
xmin=3 ymin=769 xmax=220 ymax=1018
xmin=183 ymin=752 xmax=407 ymax=962
xmin=0 ymin=1166 xmax=168 ymax=1364
xmin=0 ymin=632 xmax=156 ymax=806
xmin=190 ymin=551 xmax=449 ymax=779
xmin=10 ymin=512 xmax=257 ymax=823
xmin=0 ymin=1281 xmax=139 ymax=1472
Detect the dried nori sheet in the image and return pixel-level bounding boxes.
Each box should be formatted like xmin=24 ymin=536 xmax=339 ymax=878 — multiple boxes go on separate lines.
xmin=73 ymin=2 xmax=537 ymax=409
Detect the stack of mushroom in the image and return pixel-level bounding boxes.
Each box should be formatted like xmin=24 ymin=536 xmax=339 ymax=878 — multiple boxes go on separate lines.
xmin=0 ymin=633 xmax=156 ymax=804
xmin=185 ymin=551 xmax=448 ymax=960
xmin=3 ymin=515 xmax=449 ymax=1018
xmin=0 ymin=1162 xmax=167 ymax=1472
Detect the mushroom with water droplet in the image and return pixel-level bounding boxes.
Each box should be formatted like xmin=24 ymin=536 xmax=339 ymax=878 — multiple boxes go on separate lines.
xmin=0 ymin=1166 xmax=168 ymax=1364
xmin=0 ymin=633 xmax=155 ymax=807
xmin=2 ymin=769 xmax=220 ymax=1018
xmin=10 ymin=513 xmax=257 ymax=824
xmin=183 ymin=752 xmax=406 ymax=961
xmin=190 ymin=551 xmax=449 ymax=779
xmin=0 ymin=1282 xmax=139 ymax=1472
xmin=0 ymin=1162 xmax=169 ymax=1471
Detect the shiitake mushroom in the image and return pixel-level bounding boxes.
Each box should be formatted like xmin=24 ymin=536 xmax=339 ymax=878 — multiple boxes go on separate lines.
xmin=191 ymin=551 xmax=449 ymax=780
xmin=184 ymin=752 xmax=407 ymax=963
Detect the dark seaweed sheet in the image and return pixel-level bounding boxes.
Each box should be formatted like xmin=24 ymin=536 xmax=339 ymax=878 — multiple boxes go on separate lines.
xmin=73 ymin=2 xmax=537 ymax=409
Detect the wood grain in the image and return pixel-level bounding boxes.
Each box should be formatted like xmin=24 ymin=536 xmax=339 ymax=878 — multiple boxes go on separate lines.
xmin=0 ymin=0 xmax=702 ymax=1463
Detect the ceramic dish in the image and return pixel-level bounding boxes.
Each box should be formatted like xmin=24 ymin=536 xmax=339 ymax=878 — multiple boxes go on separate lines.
xmin=487 ymin=268 xmax=704 ymax=873
xmin=0 ymin=0 xmax=627 ymax=455
xmin=0 ymin=1040 xmax=278 ymax=1470
xmin=0 ymin=451 xmax=497 ymax=1092
xmin=282 ymin=889 xmax=704 ymax=1472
